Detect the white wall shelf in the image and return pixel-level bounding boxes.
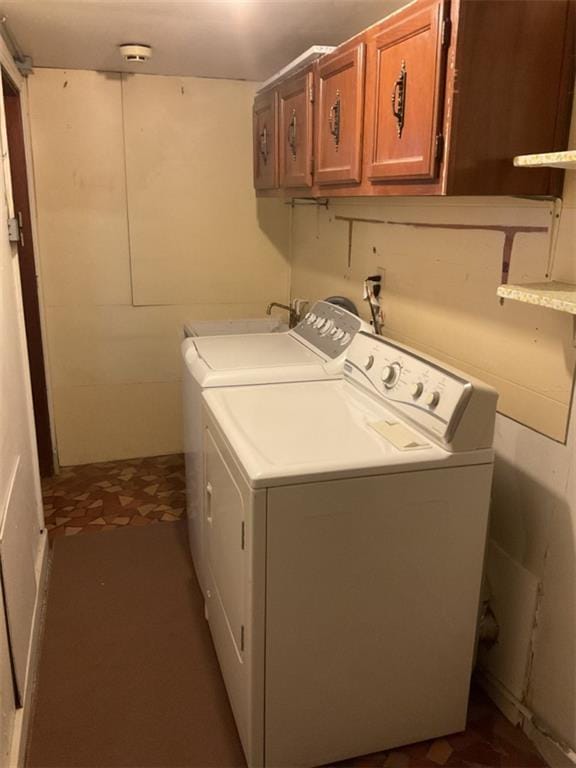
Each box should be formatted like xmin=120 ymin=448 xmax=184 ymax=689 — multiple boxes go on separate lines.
xmin=513 ymin=151 xmax=576 ymax=170
xmin=497 ymin=281 xmax=576 ymax=314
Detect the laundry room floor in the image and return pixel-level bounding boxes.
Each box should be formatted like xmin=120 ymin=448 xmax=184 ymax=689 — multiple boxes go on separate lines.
xmin=41 ymin=453 xmax=186 ymax=536
xmin=27 ymin=456 xmax=547 ymax=768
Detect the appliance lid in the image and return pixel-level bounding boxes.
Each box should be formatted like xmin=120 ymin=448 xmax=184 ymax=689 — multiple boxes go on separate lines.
xmin=203 ymin=380 xmax=493 ymax=488
xmin=193 ymin=332 xmax=321 ymax=371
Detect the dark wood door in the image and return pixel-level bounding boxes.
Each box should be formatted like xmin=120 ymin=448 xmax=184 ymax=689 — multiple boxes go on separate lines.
xmin=253 ymin=90 xmax=278 ymax=190
xmin=315 ymin=43 xmax=365 ymax=186
xmin=3 ymin=75 xmax=54 ymax=477
xmin=365 ymin=0 xmax=447 ymax=182
xmin=279 ymin=70 xmax=313 ymax=189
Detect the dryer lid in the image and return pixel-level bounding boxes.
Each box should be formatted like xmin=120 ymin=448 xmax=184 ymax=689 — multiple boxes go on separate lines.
xmin=202 ymin=380 xmax=492 ymax=488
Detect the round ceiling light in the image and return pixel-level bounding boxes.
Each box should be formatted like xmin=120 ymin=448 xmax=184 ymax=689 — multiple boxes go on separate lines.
xmin=118 ymin=44 xmax=152 ymax=62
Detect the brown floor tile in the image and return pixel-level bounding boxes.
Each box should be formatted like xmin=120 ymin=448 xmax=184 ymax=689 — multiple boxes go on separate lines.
xmin=42 ymin=454 xmax=187 ymax=538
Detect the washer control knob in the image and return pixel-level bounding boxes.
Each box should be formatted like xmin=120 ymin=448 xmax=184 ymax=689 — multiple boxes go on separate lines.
xmin=365 ymin=355 xmax=375 ymax=370
xmin=381 ymin=363 xmax=401 ymax=388
xmin=307 ymin=313 xmax=316 ymax=324
xmin=410 ymin=382 xmax=424 ymax=399
xmin=334 ymin=329 xmax=344 ymax=340
xmin=425 ymin=390 xmax=441 ymax=408
xmin=319 ymin=320 xmax=334 ymax=336
xmin=381 ymin=365 xmax=396 ymax=383
xmin=340 ymin=332 xmax=351 ymax=346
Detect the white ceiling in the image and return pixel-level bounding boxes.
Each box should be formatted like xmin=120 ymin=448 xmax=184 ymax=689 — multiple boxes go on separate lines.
xmin=0 ymin=0 xmax=407 ymax=82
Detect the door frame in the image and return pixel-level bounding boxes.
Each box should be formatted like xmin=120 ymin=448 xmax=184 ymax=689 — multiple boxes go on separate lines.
xmin=1 ymin=72 xmax=54 ymax=477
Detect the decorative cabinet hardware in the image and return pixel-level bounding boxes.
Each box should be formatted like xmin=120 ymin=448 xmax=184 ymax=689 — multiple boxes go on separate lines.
xmin=328 ymin=90 xmax=341 ymax=149
xmin=254 ymin=0 xmax=572 ymax=198
xmin=391 ymin=60 xmax=407 ymax=139
xmin=315 ymin=42 xmax=365 ymax=185
xmin=278 ymin=70 xmax=314 ymax=188
xmin=288 ymin=110 xmax=297 ymax=159
xmin=367 ymin=0 xmax=445 ymax=182
xmin=253 ymin=90 xmax=278 ymax=190
xmin=259 ymin=126 xmax=269 ymax=164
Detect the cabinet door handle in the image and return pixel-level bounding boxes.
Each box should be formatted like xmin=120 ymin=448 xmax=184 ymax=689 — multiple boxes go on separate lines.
xmin=328 ymin=91 xmax=341 ymax=149
xmin=288 ymin=109 xmax=297 ymax=160
xmin=391 ymin=60 xmax=407 ymax=138
xmin=206 ymin=482 xmax=213 ymax=525
xmin=259 ymin=125 xmax=268 ymax=164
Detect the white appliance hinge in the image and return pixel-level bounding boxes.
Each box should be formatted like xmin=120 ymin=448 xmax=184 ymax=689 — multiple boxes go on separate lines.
xmin=240 ymin=625 xmax=245 ymax=651
xmin=441 ymin=17 xmax=452 ymax=47
xmin=7 ymin=213 xmax=23 ymax=246
xmin=241 ymin=520 xmax=245 ymax=550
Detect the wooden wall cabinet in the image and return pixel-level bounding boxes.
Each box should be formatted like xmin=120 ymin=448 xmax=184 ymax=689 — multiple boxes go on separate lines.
xmin=278 ymin=70 xmax=314 ymax=189
xmin=253 ymin=90 xmax=278 ymax=190
xmin=314 ymin=42 xmax=365 ymax=186
xmin=365 ymin=0 xmax=446 ymax=182
xmin=253 ymin=0 xmax=574 ymax=198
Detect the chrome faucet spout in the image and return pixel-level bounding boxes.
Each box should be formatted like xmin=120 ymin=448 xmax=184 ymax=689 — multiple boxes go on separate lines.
xmin=266 ymin=302 xmax=299 ymax=328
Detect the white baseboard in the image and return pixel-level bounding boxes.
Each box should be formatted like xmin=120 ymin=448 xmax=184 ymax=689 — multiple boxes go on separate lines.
xmin=477 ymin=669 xmax=576 ymax=768
xmin=8 ymin=532 xmax=50 ymax=768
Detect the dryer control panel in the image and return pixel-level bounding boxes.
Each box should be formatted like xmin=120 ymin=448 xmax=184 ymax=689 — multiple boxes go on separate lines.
xmin=293 ymin=301 xmax=366 ymax=359
xmin=345 ymin=332 xmax=498 ymax=451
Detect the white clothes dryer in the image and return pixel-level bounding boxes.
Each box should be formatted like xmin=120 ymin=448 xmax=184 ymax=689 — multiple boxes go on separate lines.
xmin=201 ymin=331 xmax=498 ymax=768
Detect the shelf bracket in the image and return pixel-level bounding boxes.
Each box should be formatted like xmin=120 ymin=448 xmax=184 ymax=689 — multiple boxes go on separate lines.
xmin=545 ymin=197 xmax=563 ymax=278
xmin=285 ymin=198 xmax=329 ymax=208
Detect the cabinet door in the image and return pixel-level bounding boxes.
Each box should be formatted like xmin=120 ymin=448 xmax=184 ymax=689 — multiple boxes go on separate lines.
xmin=253 ymin=90 xmax=278 ymax=190
xmin=315 ymin=43 xmax=366 ymax=185
xmin=279 ymin=71 xmax=313 ymax=188
xmin=365 ymin=0 xmax=447 ymax=182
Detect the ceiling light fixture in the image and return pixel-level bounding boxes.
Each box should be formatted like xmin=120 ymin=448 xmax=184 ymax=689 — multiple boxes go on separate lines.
xmin=118 ymin=44 xmax=152 ymax=62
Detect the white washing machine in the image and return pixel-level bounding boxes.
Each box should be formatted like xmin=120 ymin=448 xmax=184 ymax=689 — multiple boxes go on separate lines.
xmin=201 ymin=331 xmax=498 ymax=768
xmin=181 ymin=300 xmax=370 ymax=593
xmin=183 ymin=316 xmax=287 ymax=337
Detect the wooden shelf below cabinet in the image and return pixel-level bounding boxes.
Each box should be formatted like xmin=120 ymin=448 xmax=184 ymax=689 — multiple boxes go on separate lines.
xmin=497 ymin=281 xmax=576 ymax=314
xmin=513 ymin=151 xmax=576 ymax=170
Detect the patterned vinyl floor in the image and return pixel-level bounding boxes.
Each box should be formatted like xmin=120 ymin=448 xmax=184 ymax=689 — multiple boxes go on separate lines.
xmin=40 ymin=454 xmax=546 ymax=767
xmin=42 ymin=453 xmax=186 ymax=537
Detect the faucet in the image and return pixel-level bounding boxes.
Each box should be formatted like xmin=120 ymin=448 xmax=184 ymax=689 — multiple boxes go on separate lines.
xmin=266 ymin=301 xmax=299 ymax=328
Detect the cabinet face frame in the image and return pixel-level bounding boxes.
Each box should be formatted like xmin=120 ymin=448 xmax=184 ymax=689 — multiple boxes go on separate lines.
xmin=278 ymin=70 xmax=314 ymax=189
xmin=253 ymin=90 xmax=278 ymax=190
xmin=314 ymin=42 xmax=366 ymax=186
xmin=365 ymin=0 xmax=447 ymax=183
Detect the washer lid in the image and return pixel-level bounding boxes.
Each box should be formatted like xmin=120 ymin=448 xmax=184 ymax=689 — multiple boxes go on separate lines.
xmin=193 ymin=332 xmax=321 ymax=371
xmin=203 ymin=380 xmax=493 ymax=488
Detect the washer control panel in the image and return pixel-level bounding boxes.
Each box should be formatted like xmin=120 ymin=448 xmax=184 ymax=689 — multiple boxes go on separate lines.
xmin=293 ymin=301 xmax=364 ymax=359
xmin=345 ymin=332 xmax=474 ymax=445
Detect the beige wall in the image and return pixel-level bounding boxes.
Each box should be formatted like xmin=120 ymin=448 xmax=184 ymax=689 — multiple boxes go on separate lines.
xmin=290 ymin=196 xmax=575 ymax=441
xmin=28 ymin=69 xmax=290 ymax=465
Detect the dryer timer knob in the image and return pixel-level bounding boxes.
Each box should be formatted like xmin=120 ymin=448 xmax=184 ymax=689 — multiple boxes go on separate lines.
xmin=411 ymin=382 xmax=424 ymax=399
xmin=425 ymin=391 xmax=441 ymax=408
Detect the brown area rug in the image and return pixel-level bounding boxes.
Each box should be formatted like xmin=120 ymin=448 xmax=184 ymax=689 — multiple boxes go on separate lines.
xmin=26 ymin=521 xmax=245 ymax=768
